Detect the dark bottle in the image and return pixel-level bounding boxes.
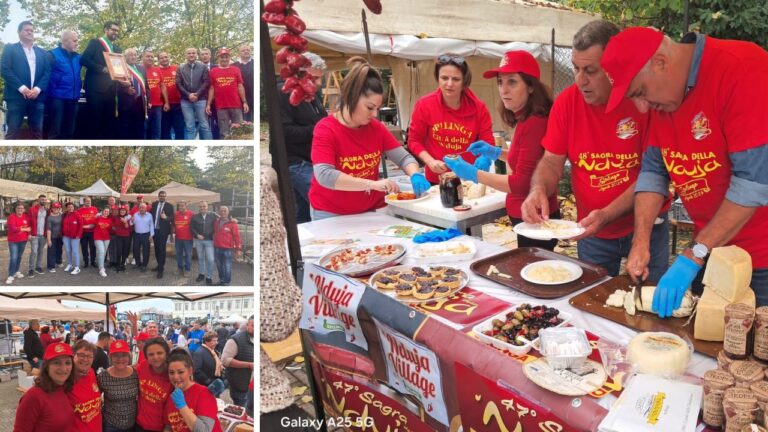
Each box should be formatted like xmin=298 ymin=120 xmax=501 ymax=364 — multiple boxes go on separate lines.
xmin=439 ymin=172 xmax=463 ymax=208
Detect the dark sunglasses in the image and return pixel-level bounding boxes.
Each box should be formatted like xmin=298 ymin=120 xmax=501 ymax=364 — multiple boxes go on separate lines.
xmin=437 ymin=54 xmax=465 ymax=65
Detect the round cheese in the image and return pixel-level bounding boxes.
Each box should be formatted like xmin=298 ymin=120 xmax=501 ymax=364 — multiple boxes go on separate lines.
xmin=627 ymin=332 xmax=691 ymax=377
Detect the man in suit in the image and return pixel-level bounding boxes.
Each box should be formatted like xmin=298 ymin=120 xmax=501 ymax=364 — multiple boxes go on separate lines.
xmin=80 ymin=21 xmax=125 ymax=139
xmin=117 ymin=48 xmax=147 ymax=139
xmin=1 ymin=21 xmax=51 ymax=139
xmin=151 ymin=190 xmax=174 ymax=279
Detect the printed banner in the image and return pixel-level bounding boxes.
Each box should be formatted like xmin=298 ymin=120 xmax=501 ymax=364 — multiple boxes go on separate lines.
xmin=300 ymin=263 xmax=368 ymax=350
xmin=120 ymin=153 xmax=141 ymax=194
xmin=374 ymin=317 xmax=448 ymax=426
xmin=411 ymin=287 xmax=511 ymax=329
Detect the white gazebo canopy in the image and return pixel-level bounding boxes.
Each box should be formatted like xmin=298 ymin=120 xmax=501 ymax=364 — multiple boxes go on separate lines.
xmin=0 ymin=298 xmax=105 ymax=321
xmin=219 ymin=314 xmax=246 ymax=324
xmin=71 ymin=179 xmax=121 ymax=198
xmin=121 ymin=181 xmax=220 ymax=204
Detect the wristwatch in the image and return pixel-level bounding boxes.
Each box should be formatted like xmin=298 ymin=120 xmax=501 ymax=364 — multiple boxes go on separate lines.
xmin=688 ymin=240 xmax=710 ymax=261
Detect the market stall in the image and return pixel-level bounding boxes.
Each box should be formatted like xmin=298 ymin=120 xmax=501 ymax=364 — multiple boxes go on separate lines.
xmin=298 ymin=213 xmax=732 ymax=431
xmin=69 ymin=178 xmax=121 ymax=198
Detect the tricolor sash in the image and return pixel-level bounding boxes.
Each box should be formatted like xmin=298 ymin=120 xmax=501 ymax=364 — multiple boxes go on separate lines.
xmin=98 ymin=37 xmax=114 ymax=53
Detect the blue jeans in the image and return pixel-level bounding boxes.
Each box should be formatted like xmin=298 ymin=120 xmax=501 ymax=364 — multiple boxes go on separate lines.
xmin=229 ymin=388 xmax=248 ymax=407
xmin=310 ymin=207 xmax=341 ymax=221
xmin=194 ymin=239 xmax=215 ymax=279
xmin=63 ymin=237 xmax=80 ymax=267
xmin=215 ymin=248 xmax=233 ymax=285
xmin=6 ymin=99 xmax=44 ymax=139
xmin=28 ymin=235 xmax=45 ymax=271
xmin=95 ymin=239 xmax=110 ymax=269
xmin=207 ymin=378 xmax=227 ymax=397
xmin=161 ymin=103 xmax=185 ymax=139
xmin=8 ymin=241 xmax=26 ymax=277
xmin=752 ymin=269 xmax=768 ymax=307
xmin=577 ymin=216 xmax=670 ymax=283
xmin=180 ymin=99 xmax=212 ymax=140
xmin=288 ymin=160 xmax=312 ymax=224
xmin=46 ymin=98 xmax=78 ymax=139
xmin=175 ymin=239 xmax=193 ymax=271
xmin=147 ymin=106 xmax=162 ymax=139
xmin=47 ymin=237 xmax=63 ymax=269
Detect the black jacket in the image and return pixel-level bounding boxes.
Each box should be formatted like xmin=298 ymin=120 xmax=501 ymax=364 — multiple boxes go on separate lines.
xmin=190 ymin=212 xmax=216 ymax=241
xmin=23 ymin=328 xmax=43 ymax=362
xmin=81 ymin=38 xmax=121 ymax=96
xmin=277 ymin=80 xmax=327 ymax=164
xmin=150 ymin=200 xmax=174 ymax=236
xmin=92 ymin=347 xmax=109 ymax=374
xmin=118 ymin=64 xmax=146 ymax=112
xmin=176 ymin=61 xmax=210 ymax=100
xmin=234 ymin=60 xmax=253 ymax=106
xmin=192 ymin=347 xmax=217 ymax=386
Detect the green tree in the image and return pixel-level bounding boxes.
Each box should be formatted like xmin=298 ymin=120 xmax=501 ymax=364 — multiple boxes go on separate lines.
xmin=204 ymin=146 xmax=253 ymax=192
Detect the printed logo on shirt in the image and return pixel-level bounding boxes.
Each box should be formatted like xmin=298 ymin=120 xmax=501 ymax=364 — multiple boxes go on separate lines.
xmin=73 ymin=396 xmax=101 ymax=423
xmin=662 ymin=148 xmax=722 ymax=180
xmin=576 ymin=151 xmax=639 ymax=192
xmin=430 ymin=121 xmax=472 ymax=151
xmin=615 ymin=117 xmax=639 ymax=139
xmin=674 ymin=178 xmax=712 ymax=201
xmin=691 ymin=111 xmax=712 ymax=140
xmin=338 ymin=151 xmax=381 ymax=179
xmin=168 ymin=408 xmax=196 ymax=431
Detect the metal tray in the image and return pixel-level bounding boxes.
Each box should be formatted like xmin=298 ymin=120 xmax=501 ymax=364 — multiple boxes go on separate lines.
xmin=318 ymin=244 xmax=406 ymax=277
xmin=368 ymin=265 xmax=468 ymax=304
xmin=469 ymin=247 xmax=608 ymax=299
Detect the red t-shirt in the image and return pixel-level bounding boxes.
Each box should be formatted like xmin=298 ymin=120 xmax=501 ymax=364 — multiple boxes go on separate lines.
xmin=173 ymin=210 xmax=194 ymax=240
xmin=543 ymin=84 xmax=651 ymax=239
xmin=209 ymin=66 xmax=244 ymax=110
xmin=647 ymin=36 xmax=768 ymax=267
xmin=506 ymin=114 xmax=558 ymax=219
xmin=67 ymin=369 xmax=102 ymax=432
xmin=93 ymin=216 xmax=113 ymax=241
xmin=14 ymin=386 xmax=75 ymax=432
xmin=159 ymin=65 xmax=181 ymax=104
xmin=62 ymin=212 xmax=84 ymax=239
xmin=112 ymin=214 xmax=132 ymax=237
xmin=309 ymin=116 xmax=402 ymax=214
xmin=136 ymin=361 xmax=173 ymax=431
xmin=77 ymin=207 xmax=99 ymax=233
xmin=7 ymin=213 xmax=31 ymax=242
xmin=146 ymin=67 xmax=164 ymax=107
xmin=407 ymin=88 xmax=494 ymax=184
xmin=163 ymin=384 xmax=223 ymax=432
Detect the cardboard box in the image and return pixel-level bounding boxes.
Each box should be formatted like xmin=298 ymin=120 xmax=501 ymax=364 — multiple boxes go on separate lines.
xmin=17 ymin=370 xmax=34 ymax=390
xmin=0 ymin=372 xmax=11 ymax=382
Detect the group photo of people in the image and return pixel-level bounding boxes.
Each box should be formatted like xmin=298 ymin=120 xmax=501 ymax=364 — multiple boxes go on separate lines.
xmin=0 ymin=293 xmax=254 ymax=431
xmin=0 ymin=0 xmax=254 ymax=140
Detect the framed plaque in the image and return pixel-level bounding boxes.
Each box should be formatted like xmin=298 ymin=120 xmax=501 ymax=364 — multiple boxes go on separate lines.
xmin=103 ymin=52 xmax=129 ymax=80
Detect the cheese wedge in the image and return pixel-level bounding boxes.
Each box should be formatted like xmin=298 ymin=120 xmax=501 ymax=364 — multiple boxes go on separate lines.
xmin=694 ymin=286 xmax=756 ymax=341
xmin=702 ymin=245 xmax=753 ymax=302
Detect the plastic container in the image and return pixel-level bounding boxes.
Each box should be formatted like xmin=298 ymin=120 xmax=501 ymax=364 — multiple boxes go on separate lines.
xmin=539 ymin=327 xmax=592 ymax=370
xmin=473 ymin=306 xmax=572 ymax=356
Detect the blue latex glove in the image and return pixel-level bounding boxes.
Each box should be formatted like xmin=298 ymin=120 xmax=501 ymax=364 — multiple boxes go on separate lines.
xmin=442 ymin=155 xmax=478 ymax=183
xmin=413 ymin=228 xmax=463 ymax=244
xmin=171 ymin=387 xmax=187 ymax=409
xmin=410 ymin=173 xmax=431 ymax=197
xmin=468 ymin=141 xmax=502 ymax=161
xmin=474 ymin=155 xmax=492 ymax=172
xmin=652 ymin=255 xmax=702 ymax=318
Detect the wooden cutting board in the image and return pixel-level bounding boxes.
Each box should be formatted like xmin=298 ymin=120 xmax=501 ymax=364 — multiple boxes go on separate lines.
xmin=470 ymin=247 xmax=608 ymax=299
xmin=569 ymin=275 xmax=721 ymax=358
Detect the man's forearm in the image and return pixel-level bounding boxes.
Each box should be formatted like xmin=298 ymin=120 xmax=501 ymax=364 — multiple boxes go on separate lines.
xmin=228 ymin=358 xmax=252 ymax=369
xmin=632 ymin=192 xmax=665 ymax=248
xmin=695 ymin=199 xmax=756 ymax=249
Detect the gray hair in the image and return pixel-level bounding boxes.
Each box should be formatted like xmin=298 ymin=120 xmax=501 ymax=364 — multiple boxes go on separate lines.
xmin=572 ymin=20 xmax=620 ymax=51
xmin=301 ymin=52 xmax=326 ymax=71
xmin=124 ymin=47 xmax=138 ymax=57
xmin=60 ymin=30 xmax=78 ymax=43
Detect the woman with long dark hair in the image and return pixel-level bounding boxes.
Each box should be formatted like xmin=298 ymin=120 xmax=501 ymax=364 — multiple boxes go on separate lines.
xmin=134 ymin=337 xmax=173 ymax=432
xmin=163 ymin=348 xmax=223 ymax=432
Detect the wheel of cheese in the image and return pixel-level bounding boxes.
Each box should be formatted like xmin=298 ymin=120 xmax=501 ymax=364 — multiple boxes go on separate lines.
xmin=627 ymin=332 xmax=691 ymax=377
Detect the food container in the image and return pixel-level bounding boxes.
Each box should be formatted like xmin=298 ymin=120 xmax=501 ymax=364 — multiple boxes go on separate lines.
xmin=439 ymin=172 xmax=463 ymax=208
xmin=724 ymin=303 xmax=755 ymax=360
xmin=750 ymin=381 xmax=768 ymax=429
xmin=473 ymin=305 xmax=571 ymax=356
xmin=723 ymin=387 xmax=758 ymax=432
xmin=740 ymin=424 xmax=767 ymax=432
xmin=703 ymin=369 xmax=736 ymax=428
xmin=754 ymin=306 xmax=768 ymax=361
xmin=730 ymin=361 xmax=764 ymax=389
xmin=411 ymin=240 xmax=477 ymax=264
xmin=538 ymin=327 xmax=592 ymax=370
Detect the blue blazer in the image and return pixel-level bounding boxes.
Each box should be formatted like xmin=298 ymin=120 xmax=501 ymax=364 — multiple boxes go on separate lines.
xmin=1 ymin=42 xmax=52 ymax=102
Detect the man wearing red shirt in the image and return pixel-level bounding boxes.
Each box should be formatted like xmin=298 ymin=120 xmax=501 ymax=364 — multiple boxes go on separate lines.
xmin=601 ymin=27 xmax=768 ymax=316
xmin=77 ymin=197 xmax=99 ymax=269
xmin=213 ymin=206 xmax=241 ymax=286
xmin=143 ymin=50 xmax=168 ymax=140
xmin=173 ymin=200 xmax=194 ymax=276
xmin=521 ymin=20 xmax=670 ymax=282
xmin=206 ymin=47 xmax=249 ymax=138
xmin=7 ymin=202 xmax=32 ymax=284
xmin=158 ymin=51 xmax=184 ymax=139
xmin=68 ymin=340 xmax=102 ymax=432
xmin=27 ymin=194 xmax=48 ymax=277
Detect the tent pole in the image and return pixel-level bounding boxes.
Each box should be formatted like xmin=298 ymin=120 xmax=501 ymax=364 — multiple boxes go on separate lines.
xmin=361 ymin=9 xmax=373 ymax=64
xmin=106 ymin=293 xmax=110 ymax=334
xmin=261 ymin=0 xmax=302 ymax=280
xmin=551 ymin=28 xmax=555 ymax=92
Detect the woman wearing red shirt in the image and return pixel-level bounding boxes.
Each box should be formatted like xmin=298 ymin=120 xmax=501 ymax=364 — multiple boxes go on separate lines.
xmin=408 ymin=53 xmax=495 ymax=184
xmin=135 ymin=338 xmax=173 ymax=432
xmin=112 ymin=206 xmax=132 ymax=273
xmin=7 ymin=202 xmax=32 ymax=284
xmin=164 ymin=348 xmax=223 ymax=432
xmin=173 ymin=201 xmax=194 ymax=276
xmin=62 ymin=202 xmax=84 ymax=275
xmin=444 ymin=51 xmax=560 ymax=249
xmin=39 ymin=326 xmax=62 ymax=352
xmin=309 ymin=56 xmax=430 ymax=219
xmin=94 ymin=207 xmax=114 ymax=278
xmin=13 ymin=342 xmax=76 ymax=432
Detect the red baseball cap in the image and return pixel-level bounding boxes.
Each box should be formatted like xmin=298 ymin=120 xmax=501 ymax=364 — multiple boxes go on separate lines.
xmin=109 ymin=340 xmax=130 ymax=354
xmin=218 ymin=48 xmax=231 ymax=57
xmin=483 ymin=50 xmax=540 ymax=80
xmin=137 ymin=194 xmax=144 ymax=199
xmin=44 ymin=342 xmax=73 ymax=361
xmin=135 ymin=332 xmax=150 ymax=341
xmin=52 ymin=202 xmax=62 ymax=208
xmin=601 ymin=27 xmax=664 ymax=113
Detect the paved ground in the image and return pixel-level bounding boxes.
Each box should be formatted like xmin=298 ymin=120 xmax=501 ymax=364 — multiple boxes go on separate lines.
xmin=0 ymin=243 xmax=255 ymax=287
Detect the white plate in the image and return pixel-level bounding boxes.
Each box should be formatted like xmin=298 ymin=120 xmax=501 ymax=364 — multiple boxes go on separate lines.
xmin=473 ymin=306 xmax=572 ymax=356
xmin=523 ymin=358 xmax=607 ymax=396
xmin=412 ymin=240 xmax=476 ymax=264
xmin=513 ymin=220 xmax=584 ymax=240
xmin=384 ymin=188 xmax=435 ymax=205
xmin=520 ymin=260 xmax=583 ymax=285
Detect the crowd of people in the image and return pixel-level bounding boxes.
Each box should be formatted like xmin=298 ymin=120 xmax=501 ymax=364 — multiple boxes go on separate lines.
xmin=280 ymin=18 xmax=768 ymax=313
xmin=16 ymin=315 xmax=254 ymax=431
xmin=6 ymin=193 xmax=243 ymax=285
xmin=1 ymin=20 xmax=254 ymax=140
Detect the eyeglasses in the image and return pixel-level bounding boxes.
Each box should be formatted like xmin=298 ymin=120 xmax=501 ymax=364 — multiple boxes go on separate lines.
xmin=437 ymin=54 xmax=465 ymax=65
xmin=75 ymin=353 xmax=94 ymax=360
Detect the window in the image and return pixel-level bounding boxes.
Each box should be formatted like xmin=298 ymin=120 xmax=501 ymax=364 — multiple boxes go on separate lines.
xmin=228 ymin=301 xmax=233 ymax=310
xmin=185 ymin=303 xmax=189 ymax=311
xmin=175 ymin=303 xmax=180 ymax=311
xmin=235 ymin=300 xmax=241 ymax=309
